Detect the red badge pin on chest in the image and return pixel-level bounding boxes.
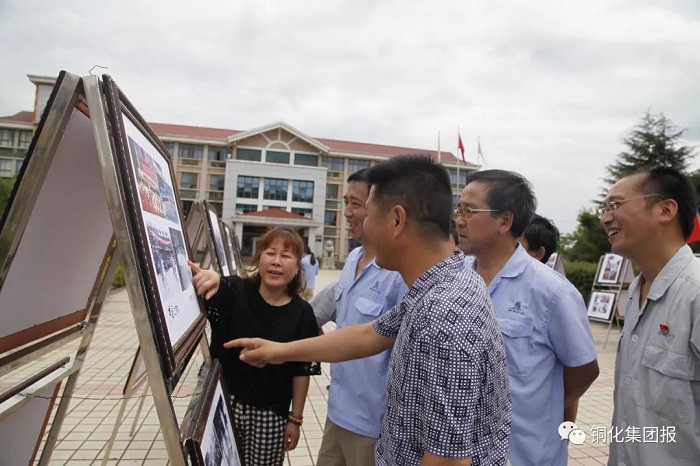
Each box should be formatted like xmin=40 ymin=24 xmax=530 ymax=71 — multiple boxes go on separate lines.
xmin=659 ymin=324 xmax=670 ymax=336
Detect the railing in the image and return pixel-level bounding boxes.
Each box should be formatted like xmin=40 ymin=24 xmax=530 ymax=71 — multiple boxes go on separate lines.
xmin=179 ymin=158 xmax=201 ymax=167
xmin=179 ymin=189 xmax=198 ymax=199
xmin=207 ymin=191 xmax=224 ymax=201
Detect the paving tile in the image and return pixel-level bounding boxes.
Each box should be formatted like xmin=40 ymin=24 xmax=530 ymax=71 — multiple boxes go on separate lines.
xmin=15 ymin=270 xmax=622 ymax=465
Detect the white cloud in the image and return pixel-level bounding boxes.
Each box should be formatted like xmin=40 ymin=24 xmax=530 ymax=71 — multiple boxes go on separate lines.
xmin=1 ymin=0 xmax=698 ymax=233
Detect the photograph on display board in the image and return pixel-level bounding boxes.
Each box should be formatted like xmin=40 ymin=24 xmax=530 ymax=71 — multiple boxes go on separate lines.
xmin=545 ymin=252 xmax=559 ymax=269
xmin=102 ymin=75 xmax=205 ymax=376
xmin=205 ymin=202 xmax=231 ymax=276
xmin=231 ymin=231 xmax=245 ymax=277
xmin=222 ymin=223 xmax=238 ymax=275
xmin=597 ymin=253 xmax=624 ymax=284
xmin=587 ymin=291 xmax=617 ymax=321
xmin=183 ymin=362 xmax=243 ymax=466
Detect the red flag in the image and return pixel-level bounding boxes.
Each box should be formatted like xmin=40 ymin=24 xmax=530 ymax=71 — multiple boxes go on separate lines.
xmin=688 ymin=214 xmax=700 ymax=243
xmin=458 ymin=134 xmax=465 ymax=162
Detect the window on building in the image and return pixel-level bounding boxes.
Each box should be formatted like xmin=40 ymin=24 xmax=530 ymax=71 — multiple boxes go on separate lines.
xmin=323 ymin=156 xmax=344 ymax=171
xmin=452 ymin=194 xmax=460 ymax=207
xmin=18 ymin=131 xmax=32 ymax=149
xmin=209 ymin=146 xmax=228 ymax=161
xmin=181 ymin=172 xmax=198 ymax=189
xmin=181 ymin=200 xmax=193 ymax=215
xmin=236 ymin=203 xmax=258 ymax=214
xmin=347 ymin=158 xmax=370 ymax=174
xmin=163 ymin=141 xmax=176 ymax=156
xmin=326 ymin=184 xmax=339 ymax=199
xmin=237 ymin=176 xmax=259 ymax=199
xmin=237 ymin=148 xmax=262 ymax=162
xmin=294 ymin=153 xmax=318 ymax=167
xmin=324 ymin=211 xmax=337 ymax=226
xmin=264 ymin=178 xmax=288 ymax=200
xmin=0 ymin=129 xmax=14 ymax=147
xmin=291 ymin=207 xmax=313 ymax=218
xmin=180 ymin=144 xmax=204 ymax=159
xmin=0 ymin=159 xmax=15 ymax=176
xmin=292 ymin=180 xmax=314 ymax=203
xmin=266 ymin=150 xmax=290 ymax=164
xmin=209 ymin=174 xmax=225 ymax=191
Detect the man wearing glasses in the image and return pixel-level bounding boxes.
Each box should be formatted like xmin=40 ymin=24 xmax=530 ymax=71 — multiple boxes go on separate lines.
xmin=454 ymin=169 xmax=599 ymax=466
xmin=601 ymin=167 xmax=700 ymax=466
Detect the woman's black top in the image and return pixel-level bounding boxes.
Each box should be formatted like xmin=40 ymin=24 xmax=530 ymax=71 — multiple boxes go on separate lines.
xmin=204 ymin=276 xmax=318 ymax=417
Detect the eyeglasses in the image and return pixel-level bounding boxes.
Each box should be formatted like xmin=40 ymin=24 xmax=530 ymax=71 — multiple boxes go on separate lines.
xmin=596 ymin=194 xmax=664 ymax=217
xmin=453 ymin=206 xmax=501 ymax=221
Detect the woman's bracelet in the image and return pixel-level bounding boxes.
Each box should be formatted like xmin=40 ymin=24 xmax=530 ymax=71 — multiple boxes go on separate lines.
xmin=287 ymin=412 xmax=303 ymax=426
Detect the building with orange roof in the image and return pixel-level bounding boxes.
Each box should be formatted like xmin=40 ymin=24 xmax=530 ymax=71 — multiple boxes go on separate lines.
xmin=0 ymin=75 xmax=479 ymax=262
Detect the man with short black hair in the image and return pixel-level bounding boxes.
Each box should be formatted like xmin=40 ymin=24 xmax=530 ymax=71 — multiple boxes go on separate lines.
xmin=519 ymin=214 xmax=560 ymax=264
xmin=312 ymin=168 xmax=407 ymax=466
xmin=456 ymin=169 xmax=599 ymax=466
xmin=229 ymin=155 xmax=512 ymax=466
xmin=601 ymin=167 xmax=700 ymax=466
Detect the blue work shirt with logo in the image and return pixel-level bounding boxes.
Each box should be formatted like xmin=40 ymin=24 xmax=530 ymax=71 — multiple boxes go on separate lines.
xmin=312 ymin=246 xmax=408 ymax=438
xmin=469 ymin=244 xmax=597 ymax=465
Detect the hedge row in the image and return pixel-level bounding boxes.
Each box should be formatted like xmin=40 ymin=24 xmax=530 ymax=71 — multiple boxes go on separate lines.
xmin=564 ymin=261 xmax=598 ymax=303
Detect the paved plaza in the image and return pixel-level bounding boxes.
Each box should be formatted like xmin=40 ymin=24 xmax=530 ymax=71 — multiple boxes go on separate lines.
xmin=12 ymin=269 xmax=620 ymax=465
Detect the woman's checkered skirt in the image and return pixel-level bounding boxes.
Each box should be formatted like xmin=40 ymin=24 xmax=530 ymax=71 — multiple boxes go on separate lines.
xmin=231 ymin=398 xmax=286 ymax=466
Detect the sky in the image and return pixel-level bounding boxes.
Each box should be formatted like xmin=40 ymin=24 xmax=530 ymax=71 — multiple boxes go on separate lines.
xmin=1 ymin=0 xmax=699 ymax=234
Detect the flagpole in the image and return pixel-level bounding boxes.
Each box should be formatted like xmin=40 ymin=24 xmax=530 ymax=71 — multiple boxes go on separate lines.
xmin=457 ymin=127 xmax=461 ymax=190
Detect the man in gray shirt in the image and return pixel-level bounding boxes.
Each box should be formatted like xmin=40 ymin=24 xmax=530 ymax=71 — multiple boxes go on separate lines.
xmin=600 ymin=166 xmax=700 ymax=466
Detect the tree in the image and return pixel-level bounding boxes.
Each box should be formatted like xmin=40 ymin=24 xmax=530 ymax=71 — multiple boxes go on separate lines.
xmin=565 ymin=111 xmax=696 ymax=263
xmin=560 ymin=210 xmax=611 ymax=262
xmin=604 ymin=111 xmax=695 ymax=189
xmin=0 ymin=176 xmax=16 ymax=219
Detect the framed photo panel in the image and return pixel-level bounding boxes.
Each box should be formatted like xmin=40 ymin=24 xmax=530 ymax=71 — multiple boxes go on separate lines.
xmin=587 ymin=291 xmax=617 ymax=322
xmin=100 ymin=75 xmax=205 ymax=377
xmin=231 ymin=230 xmax=246 ymax=277
xmin=182 ymin=361 xmax=243 ymax=466
xmin=545 ymin=252 xmax=558 ymax=269
xmin=221 ymin=222 xmax=239 ymax=276
xmin=203 ymin=201 xmax=231 ymax=276
xmin=597 ymin=253 xmax=624 ymax=284
xmin=185 ymin=201 xmax=209 ymax=266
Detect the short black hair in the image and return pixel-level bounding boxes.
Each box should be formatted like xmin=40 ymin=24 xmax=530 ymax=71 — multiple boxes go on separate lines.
xmin=466 ymin=169 xmax=536 ymax=238
xmin=365 ymin=155 xmax=452 ymax=240
xmin=347 ymin=167 xmax=369 ymax=184
xmin=522 ymin=214 xmax=560 ymax=263
xmin=635 ymin=166 xmax=698 ymax=240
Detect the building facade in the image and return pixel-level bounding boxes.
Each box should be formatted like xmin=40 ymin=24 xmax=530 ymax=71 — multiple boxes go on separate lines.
xmin=0 ymin=75 xmax=479 ymax=262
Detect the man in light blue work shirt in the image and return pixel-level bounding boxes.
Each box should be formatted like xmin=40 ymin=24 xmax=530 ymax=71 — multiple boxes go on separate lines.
xmin=312 ymin=168 xmax=407 ymax=466
xmin=456 ymin=169 xmax=600 ymax=466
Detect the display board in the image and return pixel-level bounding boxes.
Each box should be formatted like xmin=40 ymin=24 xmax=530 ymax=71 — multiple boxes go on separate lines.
xmin=0 ymin=357 xmax=70 ymax=465
xmin=0 ymin=72 xmax=114 ymax=358
xmin=185 ymin=201 xmax=209 ymax=266
xmin=204 ymin=201 xmax=231 ymax=276
xmin=94 ymin=75 xmax=206 ymax=378
xmin=545 ymin=252 xmax=566 ymax=277
xmin=182 ymin=361 xmax=243 ymax=466
xmin=221 ymin=222 xmax=238 ymax=276
xmin=587 ymin=290 xmax=618 ymax=322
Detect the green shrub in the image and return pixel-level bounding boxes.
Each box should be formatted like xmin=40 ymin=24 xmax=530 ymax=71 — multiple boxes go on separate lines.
xmin=565 ymin=261 xmax=598 ymax=303
xmin=112 ymin=263 xmax=126 ymax=288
